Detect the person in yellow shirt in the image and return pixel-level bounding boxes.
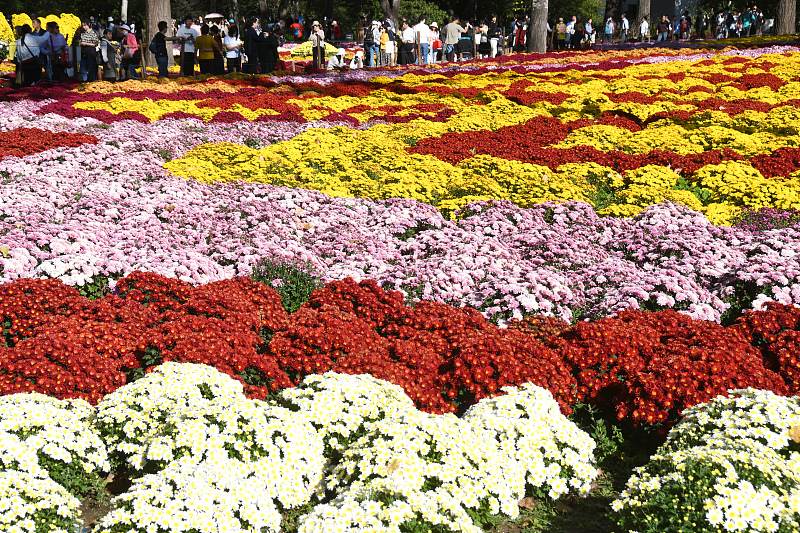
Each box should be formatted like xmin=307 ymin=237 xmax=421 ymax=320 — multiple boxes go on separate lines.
xmin=194 ymin=24 xmax=221 ymax=74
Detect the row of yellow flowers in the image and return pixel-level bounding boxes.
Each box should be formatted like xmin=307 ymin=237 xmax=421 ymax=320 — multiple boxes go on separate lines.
xmin=164 ymin=130 xmax=800 ymax=225
xmin=1 ymin=13 xmax=81 ymax=45
xmin=22 ymin=47 xmax=800 ymax=225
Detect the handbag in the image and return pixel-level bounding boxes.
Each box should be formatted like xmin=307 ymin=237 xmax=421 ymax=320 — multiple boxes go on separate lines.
xmin=122 ymin=34 xmax=135 ymax=59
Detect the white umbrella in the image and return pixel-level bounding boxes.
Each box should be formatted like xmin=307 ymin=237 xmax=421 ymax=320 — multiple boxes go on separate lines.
xmin=205 ymin=13 xmax=225 ymax=19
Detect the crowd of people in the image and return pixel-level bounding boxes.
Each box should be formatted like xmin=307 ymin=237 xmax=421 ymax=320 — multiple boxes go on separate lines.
xmin=9 ymin=6 xmax=775 ymax=86
xmin=554 ymin=6 xmax=766 ymax=47
xmin=12 ymin=15 xmax=147 ymax=86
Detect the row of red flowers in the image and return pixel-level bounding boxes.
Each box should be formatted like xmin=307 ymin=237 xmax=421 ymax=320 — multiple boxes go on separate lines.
xmin=0 ymin=128 xmax=98 ymax=160
xmin=1 ymin=273 xmax=797 ymax=427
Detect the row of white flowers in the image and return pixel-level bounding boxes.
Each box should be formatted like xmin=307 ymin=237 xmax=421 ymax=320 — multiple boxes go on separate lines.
xmin=1 ymin=363 xmax=599 ymax=533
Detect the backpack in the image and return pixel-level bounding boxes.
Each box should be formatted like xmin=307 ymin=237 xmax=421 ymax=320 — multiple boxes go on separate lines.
xmin=364 ymin=28 xmax=374 ymax=45
xmin=148 ymin=36 xmax=158 ymax=55
xmin=557 ymin=23 xmax=567 ymax=39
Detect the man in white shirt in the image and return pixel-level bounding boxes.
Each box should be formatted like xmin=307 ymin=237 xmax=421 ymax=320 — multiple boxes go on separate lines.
xmin=620 ymin=13 xmax=629 ymax=43
xmin=413 ymin=16 xmax=431 ymax=65
xmin=400 ymin=20 xmax=415 ymax=65
xmin=640 ymin=16 xmax=649 ymax=42
xmin=176 ymin=15 xmax=200 ymax=76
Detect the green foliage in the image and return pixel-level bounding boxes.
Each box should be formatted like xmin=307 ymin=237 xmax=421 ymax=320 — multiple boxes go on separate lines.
xmin=549 ymin=0 xmax=605 ymax=25
xmin=250 ymin=256 xmax=324 ymax=314
xmin=76 ymin=274 xmax=113 ymax=301
xmin=37 ymin=452 xmax=108 ymax=503
xmin=398 ymin=0 xmax=448 ymax=26
xmin=671 ymin=177 xmax=711 ymax=204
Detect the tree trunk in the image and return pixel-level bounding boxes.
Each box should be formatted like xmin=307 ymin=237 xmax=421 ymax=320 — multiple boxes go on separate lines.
xmin=777 ymin=0 xmax=797 ymax=35
xmin=146 ymin=0 xmax=173 ymax=69
xmin=121 ymin=0 xmax=129 ymax=22
xmin=380 ymin=0 xmax=400 ymax=30
xmin=603 ymin=0 xmax=622 ymax=28
xmin=230 ymin=0 xmax=239 ymax=29
xmin=637 ymin=0 xmax=650 ymax=39
xmin=259 ymin=0 xmax=270 ymax=21
xmin=527 ymin=0 xmax=548 ymax=53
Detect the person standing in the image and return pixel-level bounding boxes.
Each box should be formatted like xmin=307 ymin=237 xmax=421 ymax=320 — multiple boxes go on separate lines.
xmin=443 ymin=16 xmax=468 ymax=62
xmin=604 ymin=17 xmax=614 ymax=43
xmin=565 ymin=15 xmax=575 ymax=48
xmin=657 ymin=15 xmax=671 ymax=42
xmin=152 ymin=21 xmax=169 ymax=78
xmin=262 ymin=27 xmax=280 ymax=73
xmin=118 ymin=24 xmax=140 ymax=80
xmin=429 ymin=21 xmax=440 ymax=62
xmin=242 ymin=17 xmax=260 ymax=74
xmin=176 ymin=16 xmax=199 ymax=77
xmin=41 ymin=22 xmax=67 ymax=82
xmin=310 ymin=21 xmax=325 ymax=70
xmin=79 ymin=19 xmax=99 ymax=82
xmin=585 ymin=18 xmax=596 ymax=47
xmin=414 ymin=16 xmax=430 ymax=65
xmin=620 ymin=13 xmax=629 ymax=43
xmin=210 ymin=26 xmax=225 ymax=74
xmin=100 ymin=28 xmax=117 ymax=81
xmin=107 ymin=17 xmax=115 ymax=35
xmin=195 ymin=24 xmax=220 ymax=75
xmin=224 ymin=24 xmax=242 ymax=73
xmin=640 ymin=16 xmax=649 ymax=42
xmin=14 ymin=25 xmax=42 ymax=86
xmin=378 ymin=24 xmax=389 ymax=67
xmin=487 ymin=14 xmax=500 ymax=58
xmin=399 ymin=20 xmax=415 ymax=65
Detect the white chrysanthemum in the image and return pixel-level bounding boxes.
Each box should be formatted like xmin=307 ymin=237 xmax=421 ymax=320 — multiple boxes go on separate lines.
xmin=463 ymin=383 xmax=598 ymax=499
xmin=299 ymin=478 xmax=483 ymax=533
xmin=328 ymin=409 xmax=525 ymax=518
xmin=613 ymin=441 xmax=800 ymax=533
xmin=664 ymin=388 xmax=800 ymax=457
xmin=0 ymin=470 xmax=81 ymax=533
xmin=280 ymin=372 xmax=417 ymax=456
xmin=94 ymin=362 xmax=245 ymax=469
xmin=93 ymin=461 xmax=282 ymax=533
xmin=0 ymin=393 xmax=109 ymax=497
xmin=142 ymin=397 xmax=325 ymax=508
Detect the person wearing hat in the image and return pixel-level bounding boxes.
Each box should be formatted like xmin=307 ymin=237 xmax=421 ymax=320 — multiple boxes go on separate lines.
xmin=310 ymin=20 xmax=325 ymax=69
xmin=428 ymin=21 xmax=440 ymax=63
xmin=107 ymin=16 xmax=115 ymax=35
xmin=556 ymin=17 xmax=567 ymax=49
xmin=118 ymin=23 xmax=140 ymax=80
xmin=365 ymin=20 xmax=380 ymax=67
xmin=327 ymin=47 xmax=346 ymax=70
xmin=350 ymin=49 xmax=364 ymax=69
xmin=331 ymin=20 xmax=341 ymax=41
xmin=176 ymin=15 xmax=200 ymax=76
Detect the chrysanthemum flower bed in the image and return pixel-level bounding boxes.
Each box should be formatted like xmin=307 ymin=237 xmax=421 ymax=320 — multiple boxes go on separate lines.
xmin=3 ymin=41 xmax=800 ymax=532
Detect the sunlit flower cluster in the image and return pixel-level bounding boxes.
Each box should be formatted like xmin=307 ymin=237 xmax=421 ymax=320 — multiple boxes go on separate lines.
xmin=328 ymin=409 xmax=526 ymax=520
xmin=94 ymin=462 xmax=284 ymax=533
xmin=279 ymin=372 xmax=417 ymax=457
xmin=0 ymin=393 xmax=108 ymax=498
xmin=463 ymin=383 xmax=598 ymax=499
xmin=93 ymin=362 xmax=245 ymax=470
xmin=613 ymin=390 xmax=800 ymax=532
xmin=0 ymin=471 xmax=81 ymax=533
xmin=141 ymin=398 xmax=325 ymax=508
